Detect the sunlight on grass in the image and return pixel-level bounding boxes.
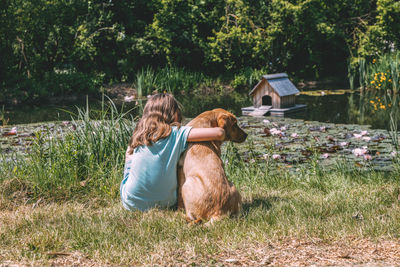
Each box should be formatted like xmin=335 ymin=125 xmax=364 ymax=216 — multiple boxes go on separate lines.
xmin=1 ymin=101 xmax=400 ymax=265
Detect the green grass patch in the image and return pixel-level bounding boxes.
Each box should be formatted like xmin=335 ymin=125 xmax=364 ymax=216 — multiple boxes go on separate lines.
xmin=1 ymin=102 xmax=400 ymax=265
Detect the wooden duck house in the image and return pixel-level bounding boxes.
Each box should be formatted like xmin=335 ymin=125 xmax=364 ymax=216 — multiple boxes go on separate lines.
xmin=242 ymin=73 xmax=306 ymax=116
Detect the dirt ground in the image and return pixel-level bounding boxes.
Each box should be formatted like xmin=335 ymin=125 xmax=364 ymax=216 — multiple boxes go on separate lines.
xmin=214 ymin=238 xmax=400 ymax=266
xmin=1 ymin=238 xmax=399 ymax=266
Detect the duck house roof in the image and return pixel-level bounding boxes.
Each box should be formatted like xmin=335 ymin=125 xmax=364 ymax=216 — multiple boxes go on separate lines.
xmin=249 ymin=73 xmax=300 ymax=97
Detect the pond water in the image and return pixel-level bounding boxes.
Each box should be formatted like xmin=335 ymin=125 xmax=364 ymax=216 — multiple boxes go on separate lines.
xmin=1 ymin=115 xmax=396 ymax=172
xmin=288 ymin=93 xmax=354 ymax=124
xmin=0 ymin=89 xmax=397 ymax=131
xmin=2 ymin=88 xmax=398 ymax=171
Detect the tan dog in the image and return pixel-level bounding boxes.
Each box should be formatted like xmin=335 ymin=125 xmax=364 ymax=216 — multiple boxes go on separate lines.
xmin=178 ymin=108 xmax=247 ymax=223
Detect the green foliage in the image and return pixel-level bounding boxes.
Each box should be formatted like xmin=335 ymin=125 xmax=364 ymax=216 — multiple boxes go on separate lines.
xmin=133 ymin=66 xmax=207 ymax=97
xmin=231 ymin=67 xmax=270 ymax=91
xmin=0 ymin=99 xmax=136 ymax=200
xmin=1 ymin=0 xmax=399 ymax=102
xmin=351 ymin=52 xmax=400 ymax=93
xmin=357 ymin=0 xmax=400 ymax=57
xmin=348 ymin=52 xmax=400 ymax=147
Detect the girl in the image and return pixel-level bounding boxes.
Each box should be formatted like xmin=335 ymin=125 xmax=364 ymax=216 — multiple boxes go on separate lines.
xmin=120 ymin=93 xmax=225 ymax=211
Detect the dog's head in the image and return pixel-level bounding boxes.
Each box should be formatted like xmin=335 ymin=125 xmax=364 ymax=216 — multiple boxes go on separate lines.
xmin=214 ymin=109 xmax=247 ymax=143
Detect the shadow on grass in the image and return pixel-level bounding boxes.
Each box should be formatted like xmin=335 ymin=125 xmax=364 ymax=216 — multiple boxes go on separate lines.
xmin=242 ymin=196 xmax=284 ymax=216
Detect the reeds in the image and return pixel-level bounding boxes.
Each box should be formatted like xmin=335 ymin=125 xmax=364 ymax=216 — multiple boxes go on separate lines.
xmin=133 ymin=66 xmax=206 ymax=97
xmin=0 ymin=105 xmax=9 ymax=126
xmin=349 ymin=52 xmax=400 ymax=148
xmin=0 ymin=97 xmax=137 ymax=200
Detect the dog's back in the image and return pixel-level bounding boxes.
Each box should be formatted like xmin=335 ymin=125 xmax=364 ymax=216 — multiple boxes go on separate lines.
xmin=178 ymin=109 xmax=246 ymax=222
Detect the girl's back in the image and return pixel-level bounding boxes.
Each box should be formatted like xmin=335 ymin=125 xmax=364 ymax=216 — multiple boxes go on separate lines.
xmin=120 ymin=125 xmax=191 ymax=211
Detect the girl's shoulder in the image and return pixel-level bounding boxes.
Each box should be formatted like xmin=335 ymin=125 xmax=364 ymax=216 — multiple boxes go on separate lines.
xmin=171 ymin=125 xmax=192 ymax=134
xmin=171 ymin=125 xmax=192 ymax=143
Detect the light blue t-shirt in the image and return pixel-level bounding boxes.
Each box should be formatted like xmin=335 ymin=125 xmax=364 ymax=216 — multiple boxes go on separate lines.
xmin=120 ymin=126 xmax=192 ymax=211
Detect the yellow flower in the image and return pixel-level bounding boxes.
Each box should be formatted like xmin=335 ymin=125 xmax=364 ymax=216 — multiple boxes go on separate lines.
xmin=371 ymin=81 xmax=375 ymax=84
xmin=378 ymin=84 xmax=381 ymax=87
xmin=373 ymin=59 xmax=376 ymax=63
xmin=389 ymin=79 xmax=392 ymax=82
xmin=381 ymin=105 xmax=386 ymax=110
xmin=389 ymin=103 xmax=392 ymax=107
xmin=370 ymin=100 xmax=374 ymax=104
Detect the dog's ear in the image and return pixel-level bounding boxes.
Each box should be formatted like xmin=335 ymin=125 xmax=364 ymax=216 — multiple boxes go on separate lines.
xmin=217 ymin=114 xmax=229 ymax=129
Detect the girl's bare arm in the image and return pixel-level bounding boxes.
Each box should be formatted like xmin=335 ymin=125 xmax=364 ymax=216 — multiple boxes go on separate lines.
xmin=187 ymin=127 xmax=225 ymax=142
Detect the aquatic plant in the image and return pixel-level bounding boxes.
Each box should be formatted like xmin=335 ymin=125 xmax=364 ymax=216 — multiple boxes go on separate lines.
xmin=0 ymin=105 xmax=9 ymax=126
xmin=349 ymin=52 xmax=400 ymax=148
xmin=0 ymin=97 xmax=137 ymax=200
xmin=134 ymin=67 xmax=158 ymax=98
xmin=158 ymin=66 xmax=206 ymax=95
xmin=132 ymin=66 xmax=209 ymax=98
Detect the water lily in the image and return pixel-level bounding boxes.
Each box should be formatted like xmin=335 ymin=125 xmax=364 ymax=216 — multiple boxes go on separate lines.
xmin=280 ymin=126 xmax=287 ymax=131
xmin=322 ymin=153 xmax=329 ymax=159
xmin=263 ymin=119 xmax=270 ymax=124
xmin=291 ymin=133 xmax=298 ymax=138
xmin=339 ymin=141 xmax=348 ymax=147
xmin=363 ymin=154 xmax=372 ymax=161
xmin=270 ymin=128 xmax=283 ymax=136
xmin=362 ymin=136 xmax=371 ymax=142
xmin=352 ymin=147 xmax=368 ymax=157
xmin=124 ymin=95 xmax=135 ymax=102
xmin=353 ymin=133 xmax=362 ymax=139
xmin=272 ymin=154 xmax=281 ymax=160
xmin=2 ymin=127 xmax=17 ymax=136
xmin=361 ymin=130 xmax=368 ymax=136
xmin=391 ymin=151 xmax=397 ymax=157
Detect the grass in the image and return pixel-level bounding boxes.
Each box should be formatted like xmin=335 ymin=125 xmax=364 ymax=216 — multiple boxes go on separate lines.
xmin=1 ymin=102 xmax=400 ymax=265
xmin=0 ymin=97 xmax=135 ymax=202
xmin=1 ymin=168 xmax=399 ymax=265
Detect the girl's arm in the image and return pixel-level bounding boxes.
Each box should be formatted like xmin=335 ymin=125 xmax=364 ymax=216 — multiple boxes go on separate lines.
xmin=187 ymin=127 xmax=225 ymax=142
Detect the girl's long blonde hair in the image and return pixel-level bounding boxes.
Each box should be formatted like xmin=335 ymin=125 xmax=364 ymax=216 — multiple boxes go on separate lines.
xmin=128 ymin=93 xmax=182 ymax=154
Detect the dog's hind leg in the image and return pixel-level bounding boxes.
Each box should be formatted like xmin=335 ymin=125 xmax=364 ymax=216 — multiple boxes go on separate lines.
xmin=177 ymin=167 xmax=186 ymax=210
xmin=230 ymin=187 xmax=242 ymax=217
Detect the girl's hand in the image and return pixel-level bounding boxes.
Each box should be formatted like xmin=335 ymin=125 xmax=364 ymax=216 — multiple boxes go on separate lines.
xmin=187 ymin=127 xmax=225 ymax=142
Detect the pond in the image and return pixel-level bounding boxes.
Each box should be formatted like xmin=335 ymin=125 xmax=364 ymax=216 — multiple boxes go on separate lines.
xmin=1 ymin=114 xmax=397 ymax=172
xmin=0 ymin=88 xmax=397 ymax=131
xmin=1 ymin=87 xmax=399 ymax=171
xmin=290 ymin=90 xmax=398 ymax=130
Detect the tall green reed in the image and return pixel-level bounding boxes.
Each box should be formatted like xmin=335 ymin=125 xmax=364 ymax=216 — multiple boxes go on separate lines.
xmin=349 ymin=52 xmax=400 ymax=148
xmin=158 ymin=66 xmax=205 ymax=94
xmin=133 ymin=66 xmax=207 ymax=97
xmin=1 ymin=97 xmax=137 ymax=201
xmin=0 ymin=105 xmax=9 ymax=126
xmin=134 ymin=67 xmax=158 ymax=98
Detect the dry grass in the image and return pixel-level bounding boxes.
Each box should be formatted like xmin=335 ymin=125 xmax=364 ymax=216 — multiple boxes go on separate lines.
xmin=1 ymin=177 xmax=400 ymax=266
